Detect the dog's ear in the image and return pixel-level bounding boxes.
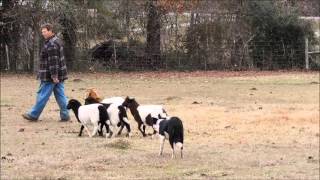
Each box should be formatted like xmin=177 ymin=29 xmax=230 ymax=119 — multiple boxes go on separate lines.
xmin=86 ymin=88 xmax=101 ymax=101
xmin=85 ymin=88 xmax=93 ymax=98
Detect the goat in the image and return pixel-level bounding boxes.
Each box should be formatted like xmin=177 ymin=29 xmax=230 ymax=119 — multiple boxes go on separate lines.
xmin=84 ymin=97 xmax=131 ymax=137
xmin=67 ymin=99 xmax=111 ymax=138
xmin=122 ymin=96 xmax=167 ymax=137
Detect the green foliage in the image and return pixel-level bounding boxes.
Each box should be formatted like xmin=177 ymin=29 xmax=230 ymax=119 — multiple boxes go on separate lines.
xmin=246 ymin=0 xmax=314 ymax=69
xmin=184 ymin=21 xmax=233 ymax=70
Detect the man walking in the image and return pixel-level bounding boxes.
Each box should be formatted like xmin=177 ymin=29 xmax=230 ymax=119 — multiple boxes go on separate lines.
xmin=22 ymin=23 xmax=70 ymax=122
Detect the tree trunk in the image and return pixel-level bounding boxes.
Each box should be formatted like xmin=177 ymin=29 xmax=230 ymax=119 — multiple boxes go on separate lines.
xmin=175 ymin=10 xmax=180 ymax=68
xmin=125 ymin=0 xmax=130 ymax=50
xmin=60 ymin=15 xmax=77 ymax=71
xmin=5 ymin=44 xmax=10 ymax=70
xmin=33 ymin=31 xmax=41 ymax=74
xmin=125 ymin=0 xmax=131 ymax=64
xmin=2 ymin=0 xmax=19 ymax=71
xmin=145 ymin=0 xmax=161 ymax=69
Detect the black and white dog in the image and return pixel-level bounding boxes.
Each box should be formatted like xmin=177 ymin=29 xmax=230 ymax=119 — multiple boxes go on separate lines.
xmin=149 ymin=116 xmax=184 ymax=158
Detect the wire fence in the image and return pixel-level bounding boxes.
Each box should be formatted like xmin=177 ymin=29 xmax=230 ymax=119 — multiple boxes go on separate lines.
xmin=1 ymin=0 xmax=319 ymax=72
xmin=1 ymin=39 xmax=319 ymax=72
xmin=68 ymin=40 xmax=317 ymax=71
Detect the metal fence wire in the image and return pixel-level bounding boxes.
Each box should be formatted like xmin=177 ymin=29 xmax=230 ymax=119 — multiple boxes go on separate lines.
xmin=1 ymin=1 xmax=319 ymax=72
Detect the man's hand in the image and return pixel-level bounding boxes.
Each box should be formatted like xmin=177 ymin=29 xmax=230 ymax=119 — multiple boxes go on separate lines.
xmin=52 ymin=77 xmax=59 ymax=84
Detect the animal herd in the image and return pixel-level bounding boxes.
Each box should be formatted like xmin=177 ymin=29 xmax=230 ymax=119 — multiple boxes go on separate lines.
xmin=67 ymin=89 xmax=184 ymax=159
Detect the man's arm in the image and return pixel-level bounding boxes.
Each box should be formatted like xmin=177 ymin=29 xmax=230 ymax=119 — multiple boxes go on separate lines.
xmin=47 ymin=43 xmax=60 ymax=83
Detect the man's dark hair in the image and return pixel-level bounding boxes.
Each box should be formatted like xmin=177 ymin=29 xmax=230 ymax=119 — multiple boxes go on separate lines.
xmin=41 ymin=23 xmax=54 ymax=32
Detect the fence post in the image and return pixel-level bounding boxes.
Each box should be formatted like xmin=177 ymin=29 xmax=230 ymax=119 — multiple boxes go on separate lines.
xmin=5 ymin=44 xmax=10 ymax=70
xmin=33 ymin=31 xmax=40 ymax=74
xmin=305 ymin=37 xmax=309 ymax=70
xmin=113 ymin=41 xmax=117 ymax=66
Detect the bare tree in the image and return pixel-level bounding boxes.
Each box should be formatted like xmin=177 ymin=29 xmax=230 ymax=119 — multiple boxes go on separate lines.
xmin=145 ymin=0 xmax=161 ymax=69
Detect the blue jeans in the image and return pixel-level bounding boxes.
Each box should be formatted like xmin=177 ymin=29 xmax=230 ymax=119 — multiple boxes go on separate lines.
xmin=28 ymin=81 xmax=69 ymax=120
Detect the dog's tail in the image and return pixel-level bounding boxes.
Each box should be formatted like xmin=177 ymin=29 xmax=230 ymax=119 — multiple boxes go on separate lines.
xmin=167 ymin=117 xmax=184 ymax=150
xmin=172 ymin=117 xmax=184 ymax=144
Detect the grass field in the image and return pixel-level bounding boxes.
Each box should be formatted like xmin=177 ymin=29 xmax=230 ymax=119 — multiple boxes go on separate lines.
xmin=1 ymin=71 xmax=319 ymax=179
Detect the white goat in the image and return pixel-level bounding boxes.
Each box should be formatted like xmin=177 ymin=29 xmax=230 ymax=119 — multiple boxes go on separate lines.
xmin=67 ymin=99 xmax=111 ymax=138
xmin=122 ymin=97 xmax=167 ymax=137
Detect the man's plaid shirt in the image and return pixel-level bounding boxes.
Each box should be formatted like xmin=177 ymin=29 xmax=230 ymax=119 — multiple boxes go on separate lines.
xmin=38 ymin=35 xmax=68 ymax=82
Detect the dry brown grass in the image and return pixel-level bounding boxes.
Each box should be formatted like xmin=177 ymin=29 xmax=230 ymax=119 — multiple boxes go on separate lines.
xmin=1 ymin=71 xmax=319 ymax=179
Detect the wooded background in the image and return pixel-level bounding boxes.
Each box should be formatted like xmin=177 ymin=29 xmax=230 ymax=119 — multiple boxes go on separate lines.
xmin=1 ymin=0 xmax=319 ymax=72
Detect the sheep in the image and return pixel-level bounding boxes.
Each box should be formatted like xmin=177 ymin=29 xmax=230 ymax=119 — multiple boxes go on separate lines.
xmin=84 ymin=97 xmax=131 ymax=137
xmin=67 ymin=99 xmax=111 ymax=138
xmin=122 ymin=96 xmax=167 ymax=137
xmin=153 ymin=117 xmax=184 ymax=159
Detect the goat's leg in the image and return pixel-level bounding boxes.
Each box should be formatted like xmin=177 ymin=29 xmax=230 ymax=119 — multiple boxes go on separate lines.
xmin=105 ymin=122 xmax=109 ymax=134
xmin=112 ymin=123 xmax=121 ymax=137
xmin=117 ymin=123 xmax=124 ymax=135
xmin=78 ymin=125 xmax=84 ymax=136
xmin=142 ymin=124 xmax=146 ymax=136
xmin=106 ymin=124 xmax=113 ymax=138
xmin=98 ymin=123 xmax=104 ymax=136
xmin=84 ymin=125 xmax=91 ymax=137
xmin=108 ymin=129 xmax=113 ymax=138
xmin=105 ymin=124 xmax=110 ymax=139
xmin=111 ymin=125 xmax=118 ymax=138
xmin=91 ymin=124 xmax=99 ymax=137
xmin=122 ymin=117 xmax=131 ymax=136
xmin=104 ymin=121 xmax=113 ymax=138
xmin=122 ymin=119 xmax=131 ymax=137
xmin=124 ymin=123 xmax=131 ymax=137
xmin=138 ymin=123 xmax=146 ymax=137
